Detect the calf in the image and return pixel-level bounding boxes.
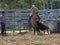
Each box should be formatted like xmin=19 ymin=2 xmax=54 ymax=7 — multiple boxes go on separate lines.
xmin=36 ymin=21 xmax=50 ymax=34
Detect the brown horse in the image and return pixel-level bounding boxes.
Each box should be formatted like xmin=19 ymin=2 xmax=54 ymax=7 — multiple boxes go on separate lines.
xmin=29 ymin=14 xmax=40 ymax=35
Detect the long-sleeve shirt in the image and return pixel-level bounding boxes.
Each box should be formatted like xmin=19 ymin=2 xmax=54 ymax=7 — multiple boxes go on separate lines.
xmin=0 ymin=14 xmax=6 ymax=23
xmin=46 ymin=13 xmax=54 ymax=21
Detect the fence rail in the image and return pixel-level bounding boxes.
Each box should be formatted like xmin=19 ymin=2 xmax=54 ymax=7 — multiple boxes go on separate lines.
xmin=0 ymin=9 xmax=60 ymax=32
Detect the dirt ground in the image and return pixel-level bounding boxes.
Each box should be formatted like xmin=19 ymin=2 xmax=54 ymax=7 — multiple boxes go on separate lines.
xmin=0 ymin=32 xmax=60 ymax=45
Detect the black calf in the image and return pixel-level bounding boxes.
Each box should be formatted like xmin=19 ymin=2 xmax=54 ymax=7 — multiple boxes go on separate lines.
xmin=36 ymin=21 xmax=49 ymax=30
xmin=36 ymin=21 xmax=50 ymax=34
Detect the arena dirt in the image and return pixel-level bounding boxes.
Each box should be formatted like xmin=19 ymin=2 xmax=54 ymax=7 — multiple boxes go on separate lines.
xmin=0 ymin=32 xmax=60 ymax=45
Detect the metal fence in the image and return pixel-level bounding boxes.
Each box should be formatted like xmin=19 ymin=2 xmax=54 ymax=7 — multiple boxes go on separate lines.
xmin=0 ymin=9 xmax=60 ymax=32
xmin=5 ymin=10 xmax=31 ymax=31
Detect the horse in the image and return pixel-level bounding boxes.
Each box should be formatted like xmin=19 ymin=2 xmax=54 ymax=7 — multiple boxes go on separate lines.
xmin=28 ymin=13 xmax=40 ymax=35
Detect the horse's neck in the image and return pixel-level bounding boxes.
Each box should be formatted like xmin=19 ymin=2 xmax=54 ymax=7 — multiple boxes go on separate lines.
xmin=32 ymin=14 xmax=38 ymax=21
xmin=33 ymin=14 xmax=37 ymax=16
xmin=31 ymin=14 xmax=38 ymax=27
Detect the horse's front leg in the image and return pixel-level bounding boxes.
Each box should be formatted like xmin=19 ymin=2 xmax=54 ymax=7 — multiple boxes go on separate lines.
xmin=34 ymin=27 xmax=39 ymax=35
xmin=33 ymin=27 xmax=35 ymax=35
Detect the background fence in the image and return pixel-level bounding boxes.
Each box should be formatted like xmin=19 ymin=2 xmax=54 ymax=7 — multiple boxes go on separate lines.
xmin=0 ymin=9 xmax=60 ymax=32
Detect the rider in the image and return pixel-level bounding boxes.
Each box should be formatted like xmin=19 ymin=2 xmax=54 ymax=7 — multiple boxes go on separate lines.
xmin=29 ymin=5 xmax=40 ymax=21
xmin=28 ymin=5 xmax=40 ymax=30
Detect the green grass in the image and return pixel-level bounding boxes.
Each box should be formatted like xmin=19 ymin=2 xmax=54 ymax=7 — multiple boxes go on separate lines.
xmin=0 ymin=30 xmax=29 ymax=34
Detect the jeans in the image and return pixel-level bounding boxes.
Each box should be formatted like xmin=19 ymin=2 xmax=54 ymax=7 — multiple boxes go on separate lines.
xmin=1 ymin=23 xmax=6 ymax=35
